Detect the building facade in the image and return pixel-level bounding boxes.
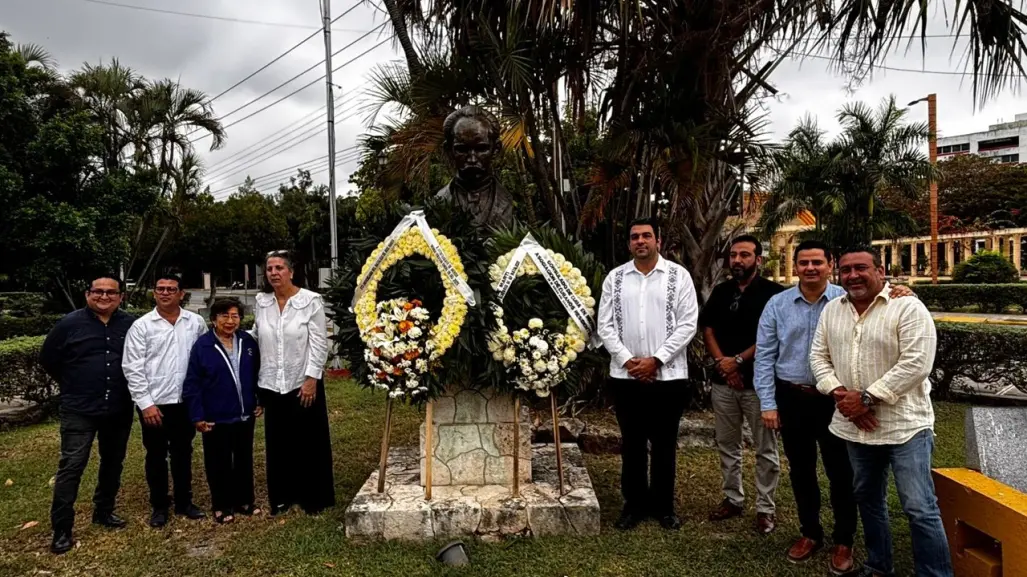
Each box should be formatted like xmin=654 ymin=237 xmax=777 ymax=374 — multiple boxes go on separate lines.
xmin=937 ymin=113 xmax=1027 ymax=165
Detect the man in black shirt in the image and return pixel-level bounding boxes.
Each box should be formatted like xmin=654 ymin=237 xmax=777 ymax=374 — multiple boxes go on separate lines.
xmin=40 ymin=275 xmax=137 ymax=554
xmin=700 ymin=235 xmax=784 ymax=535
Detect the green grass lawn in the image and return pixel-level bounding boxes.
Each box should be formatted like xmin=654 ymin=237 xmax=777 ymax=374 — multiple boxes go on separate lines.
xmin=0 ymin=380 xmax=966 ymax=576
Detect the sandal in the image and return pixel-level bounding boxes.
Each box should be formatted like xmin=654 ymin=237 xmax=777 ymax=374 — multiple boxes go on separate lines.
xmin=213 ymin=511 xmax=235 ymax=524
xmin=236 ymin=505 xmax=262 ymax=516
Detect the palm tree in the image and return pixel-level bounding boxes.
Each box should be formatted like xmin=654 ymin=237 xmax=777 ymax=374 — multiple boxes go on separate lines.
xmin=16 ymin=43 xmax=57 ymax=71
xmin=758 ymin=96 xmax=932 ymax=249
xmin=69 ymin=60 xmax=144 ymax=173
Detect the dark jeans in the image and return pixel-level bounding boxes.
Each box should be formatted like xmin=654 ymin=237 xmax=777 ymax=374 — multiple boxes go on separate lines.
xmin=610 ymin=378 xmax=689 ymax=517
xmin=260 ymin=379 xmax=335 ymax=514
xmin=201 ymin=419 xmax=256 ymax=513
xmin=50 ymin=408 xmax=133 ymax=533
xmin=777 ymin=381 xmax=857 ymax=546
xmin=139 ymin=403 xmax=196 ymax=511
xmin=848 ymin=429 xmax=954 ymax=577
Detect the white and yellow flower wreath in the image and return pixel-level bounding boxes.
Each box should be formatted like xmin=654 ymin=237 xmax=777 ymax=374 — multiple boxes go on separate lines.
xmin=487 ymin=248 xmax=594 ymax=360
xmin=354 ymin=228 xmax=469 ymax=360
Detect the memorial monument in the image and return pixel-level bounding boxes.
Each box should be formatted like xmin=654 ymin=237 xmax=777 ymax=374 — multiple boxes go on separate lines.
xmin=343 ymin=106 xmax=599 ymax=542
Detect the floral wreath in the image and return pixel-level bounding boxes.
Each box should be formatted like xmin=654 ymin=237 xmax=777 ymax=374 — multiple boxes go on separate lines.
xmin=487 ymin=247 xmax=593 ymax=396
xmin=354 ymin=227 xmax=469 ymax=363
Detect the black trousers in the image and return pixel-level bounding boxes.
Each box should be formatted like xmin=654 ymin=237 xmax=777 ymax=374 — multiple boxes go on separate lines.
xmin=610 ymin=378 xmax=689 ymax=517
xmin=259 ymin=379 xmax=335 ymax=514
xmin=50 ymin=408 xmax=133 ymax=533
xmin=777 ymin=380 xmax=858 ymax=546
xmin=138 ymin=403 xmax=196 ymax=511
xmin=201 ymin=419 xmax=256 ymax=513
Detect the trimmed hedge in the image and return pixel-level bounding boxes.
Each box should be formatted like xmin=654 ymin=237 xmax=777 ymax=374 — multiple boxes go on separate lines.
xmin=914 ymin=284 xmax=1027 ymax=313
xmin=0 ymin=336 xmax=57 ymax=405
xmin=0 ymin=314 xmax=63 ymax=340
xmin=0 ymin=292 xmax=48 ymax=316
xmin=932 ymin=322 xmax=1027 ymax=398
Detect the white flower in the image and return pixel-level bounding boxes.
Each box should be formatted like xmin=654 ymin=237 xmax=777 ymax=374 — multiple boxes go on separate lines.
xmin=533 ymin=360 xmax=547 ymax=373
xmin=493 ymin=350 xmax=504 ymax=361
xmin=532 ymin=351 xmax=542 ymax=360
xmin=503 ymin=348 xmax=516 ymax=363
xmin=573 ymin=340 xmax=586 ymax=353
xmin=534 ymin=339 xmax=549 ymax=353
xmin=493 ymin=307 xmax=504 ymax=319
xmin=547 ymin=360 xmax=560 ymax=374
xmin=566 ymin=349 xmax=578 ymax=362
xmin=583 ymin=296 xmax=596 ymax=308
xmin=407 ymin=326 xmax=422 ymax=339
xmin=528 ymin=318 xmax=544 ymax=330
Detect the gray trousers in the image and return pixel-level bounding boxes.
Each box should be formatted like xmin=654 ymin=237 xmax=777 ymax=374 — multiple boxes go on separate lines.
xmin=711 ymin=384 xmax=780 ymax=514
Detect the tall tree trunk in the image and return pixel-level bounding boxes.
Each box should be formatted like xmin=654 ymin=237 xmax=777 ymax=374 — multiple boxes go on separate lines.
xmin=381 ymin=0 xmax=423 ymax=79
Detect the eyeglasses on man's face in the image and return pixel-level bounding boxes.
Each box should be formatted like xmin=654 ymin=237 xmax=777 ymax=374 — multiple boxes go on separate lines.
xmin=88 ymin=289 xmax=121 ymax=298
xmin=154 ymin=286 xmax=180 ymax=294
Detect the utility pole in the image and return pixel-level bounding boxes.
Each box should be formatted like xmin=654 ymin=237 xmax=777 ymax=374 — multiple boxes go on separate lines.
xmin=321 ymin=0 xmax=339 ymax=268
xmin=909 ymin=93 xmax=939 ymax=284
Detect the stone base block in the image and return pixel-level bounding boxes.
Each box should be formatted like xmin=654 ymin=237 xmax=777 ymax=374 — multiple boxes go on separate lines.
xmin=345 ymin=443 xmax=599 ymax=541
xmin=420 ymin=423 xmax=532 ymax=486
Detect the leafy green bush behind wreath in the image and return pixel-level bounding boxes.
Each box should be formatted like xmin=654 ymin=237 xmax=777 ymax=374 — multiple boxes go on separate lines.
xmin=914 ymin=284 xmax=1027 ymax=313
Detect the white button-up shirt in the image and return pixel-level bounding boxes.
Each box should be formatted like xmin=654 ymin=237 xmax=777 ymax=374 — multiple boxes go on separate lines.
xmin=811 ymin=284 xmax=938 ymax=445
xmin=122 ymin=307 xmax=208 ymax=410
xmin=253 ymin=288 xmax=329 ymax=394
xmin=597 ymin=256 xmax=699 ymax=380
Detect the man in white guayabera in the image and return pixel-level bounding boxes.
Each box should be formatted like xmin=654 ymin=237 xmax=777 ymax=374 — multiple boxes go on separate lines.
xmin=597 ymin=217 xmax=698 ymax=532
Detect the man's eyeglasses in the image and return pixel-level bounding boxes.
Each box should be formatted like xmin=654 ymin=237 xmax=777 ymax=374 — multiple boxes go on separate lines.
xmin=154 ymin=287 xmax=179 ymax=294
xmin=88 ymin=289 xmax=121 ymax=298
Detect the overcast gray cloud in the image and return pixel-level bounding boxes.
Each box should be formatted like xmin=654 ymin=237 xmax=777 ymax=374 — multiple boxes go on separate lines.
xmin=4 ymin=0 xmax=1026 ymax=200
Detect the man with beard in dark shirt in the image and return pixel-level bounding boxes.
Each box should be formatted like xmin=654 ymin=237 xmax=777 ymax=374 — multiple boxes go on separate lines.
xmin=40 ymin=275 xmax=137 ymax=554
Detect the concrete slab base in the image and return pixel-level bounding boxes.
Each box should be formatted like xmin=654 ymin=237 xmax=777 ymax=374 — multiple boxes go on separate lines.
xmin=344 ymin=443 xmax=600 ymax=541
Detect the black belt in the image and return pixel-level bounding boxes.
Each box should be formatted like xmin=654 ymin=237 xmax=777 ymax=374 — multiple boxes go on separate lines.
xmin=776 ymin=379 xmax=820 ymax=395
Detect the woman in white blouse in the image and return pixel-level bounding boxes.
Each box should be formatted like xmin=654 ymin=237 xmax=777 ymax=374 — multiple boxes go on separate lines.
xmin=253 ymin=250 xmax=335 ymax=515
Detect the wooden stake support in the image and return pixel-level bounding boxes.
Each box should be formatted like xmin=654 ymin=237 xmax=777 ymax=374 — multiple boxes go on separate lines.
xmin=551 ymin=394 xmax=565 ymax=496
xmin=425 ymin=400 xmax=434 ymax=501
xmin=512 ymin=396 xmax=521 ymax=497
xmin=377 ymin=397 xmax=394 ymax=493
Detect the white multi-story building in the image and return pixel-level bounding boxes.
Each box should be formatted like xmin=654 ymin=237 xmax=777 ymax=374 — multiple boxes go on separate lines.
xmin=937 ymin=113 xmax=1027 ymax=164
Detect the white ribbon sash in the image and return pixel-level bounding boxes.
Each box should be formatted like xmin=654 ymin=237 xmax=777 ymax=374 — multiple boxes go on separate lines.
xmin=350 ymin=210 xmax=476 ymax=311
xmin=495 ymin=233 xmax=600 ymax=348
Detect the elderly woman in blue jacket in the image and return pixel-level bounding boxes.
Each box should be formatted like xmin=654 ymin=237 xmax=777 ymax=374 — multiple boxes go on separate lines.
xmin=183 ymin=297 xmax=261 ymax=524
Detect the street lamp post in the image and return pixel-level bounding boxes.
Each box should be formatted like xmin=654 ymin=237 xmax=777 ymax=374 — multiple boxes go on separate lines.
xmin=909 ymin=94 xmax=939 ymax=285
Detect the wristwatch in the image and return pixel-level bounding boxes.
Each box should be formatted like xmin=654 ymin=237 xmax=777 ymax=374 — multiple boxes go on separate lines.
xmin=733 ymin=355 xmax=744 ymax=366
xmin=860 ymin=391 xmax=876 ymax=407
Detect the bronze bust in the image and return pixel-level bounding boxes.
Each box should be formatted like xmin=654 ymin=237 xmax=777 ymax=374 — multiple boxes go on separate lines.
xmin=435 ymin=106 xmax=514 ymax=230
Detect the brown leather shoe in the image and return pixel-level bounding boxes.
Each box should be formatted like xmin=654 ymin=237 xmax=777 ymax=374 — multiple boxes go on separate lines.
xmin=829 ymin=544 xmax=855 ymax=575
xmin=708 ymin=499 xmax=743 ymax=521
xmin=755 ymin=512 xmax=776 ymax=534
xmin=787 ymin=537 xmax=822 ymax=563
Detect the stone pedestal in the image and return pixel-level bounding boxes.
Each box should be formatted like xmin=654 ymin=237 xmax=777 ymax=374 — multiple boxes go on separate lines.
xmin=344 ymin=444 xmax=599 ymax=541
xmin=419 ymin=386 xmax=531 ymax=486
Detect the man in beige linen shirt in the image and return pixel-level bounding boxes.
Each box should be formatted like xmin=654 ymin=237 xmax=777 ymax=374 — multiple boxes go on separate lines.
xmin=810 ymin=248 xmax=952 ymax=577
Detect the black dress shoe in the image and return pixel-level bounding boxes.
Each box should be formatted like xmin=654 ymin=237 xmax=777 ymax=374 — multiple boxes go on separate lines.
xmin=92 ymin=512 xmax=127 ymax=529
xmin=613 ymin=511 xmax=645 ymax=530
xmin=175 ymin=503 xmax=206 ymax=520
xmin=51 ymin=532 xmax=73 ymax=555
xmin=659 ymin=514 xmax=682 ymax=530
xmin=149 ymin=508 xmax=169 ymax=528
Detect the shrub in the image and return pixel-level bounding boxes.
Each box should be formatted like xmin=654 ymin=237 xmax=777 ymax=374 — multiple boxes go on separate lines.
xmin=0 ymin=336 xmax=57 ymax=405
xmin=913 ymin=284 xmax=1027 ymax=313
xmin=0 ymin=314 xmax=63 ymax=340
xmin=953 ymin=250 xmax=1019 ymax=284
xmin=932 ymin=322 xmax=1027 ymax=399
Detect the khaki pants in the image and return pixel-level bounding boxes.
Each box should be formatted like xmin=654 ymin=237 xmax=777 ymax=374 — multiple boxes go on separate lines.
xmin=711 ymin=383 xmax=780 ymax=514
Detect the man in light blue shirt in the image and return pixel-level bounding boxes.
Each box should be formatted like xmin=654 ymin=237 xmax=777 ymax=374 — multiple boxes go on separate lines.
xmin=754 ymin=240 xmax=911 ymax=575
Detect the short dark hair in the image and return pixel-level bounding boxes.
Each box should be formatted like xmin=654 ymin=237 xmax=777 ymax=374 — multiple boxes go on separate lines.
xmin=794 ymin=240 xmax=833 ymax=263
xmin=89 ymin=274 xmax=123 ymax=291
xmin=730 ymin=234 xmax=763 ymax=257
xmin=838 ymin=246 xmax=883 ymax=268
xmin=209 ymin=297 xmax=244 ymax=321
xmin=155 ymin=271 xmax=182 ymax=288
xmin=628 ymin=217 xmax=661 ymax=240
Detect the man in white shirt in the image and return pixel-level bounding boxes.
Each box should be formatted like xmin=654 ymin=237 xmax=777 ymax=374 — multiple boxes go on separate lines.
xmin=597 ymin=218 xmax=699 ymax=531
xmin=811 ymin=248 xmax=953 ymax=577
xmin=122 ymin=273 xmax=209 ymax=527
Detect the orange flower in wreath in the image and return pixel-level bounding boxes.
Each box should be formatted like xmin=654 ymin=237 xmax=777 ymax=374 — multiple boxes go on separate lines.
xmin=403 ymin=350 xmax=420 ymax=361
xmin=398 ymin=320 xmax=414 ymax=333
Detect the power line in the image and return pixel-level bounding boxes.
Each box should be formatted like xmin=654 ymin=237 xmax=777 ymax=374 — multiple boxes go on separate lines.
xmin=191 ymin=28 xmax=388 ymax=142
xmin=205 ymin=99 xmax=363 ymax=182
xmin=211 ymin=147 xmax=360 ymax=198
xmin=78 ymin=0 xmax=371 ymax=31
xmin=781 ymin=47 xmax=1027 ymax=78
xmin=255 ymin=151 xmax=362 ymax=195
xmin=210 ymin=147 xmax=356 ymax=196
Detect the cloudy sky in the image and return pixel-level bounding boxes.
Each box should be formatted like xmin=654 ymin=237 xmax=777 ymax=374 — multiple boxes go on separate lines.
xmin=4 ymin=0 xmax=1025 ymax=199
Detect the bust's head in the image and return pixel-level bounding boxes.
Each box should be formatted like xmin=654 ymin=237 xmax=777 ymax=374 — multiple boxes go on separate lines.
xmin=443 ymin=105 xmax=501 ymax=183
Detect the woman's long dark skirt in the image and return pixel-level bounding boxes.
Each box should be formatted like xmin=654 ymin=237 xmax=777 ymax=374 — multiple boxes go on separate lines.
xmin=259 ymin=379 xmax=335 ymax=514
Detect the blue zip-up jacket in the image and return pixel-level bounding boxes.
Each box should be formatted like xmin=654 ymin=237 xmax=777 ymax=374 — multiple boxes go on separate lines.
xmin=182 ymin=330 xmax=260 ymax=424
